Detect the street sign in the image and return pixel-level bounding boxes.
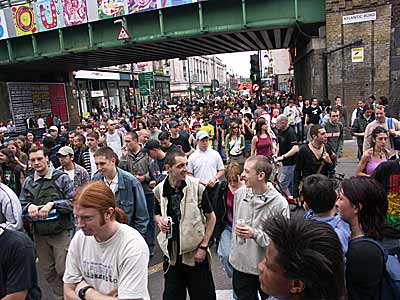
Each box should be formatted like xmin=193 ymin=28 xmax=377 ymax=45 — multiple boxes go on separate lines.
xmin=352 ymin=47 xmax=364 ymax=63
xmin=343 ymin=12 xmax=376 ymax=25
xmin=252 ymin=83 xmax=260 ymax=91
xmin=138 ymin=72 xmax=154 ymax=96
xmin=117 ymin=25 xmax=131 ymax=41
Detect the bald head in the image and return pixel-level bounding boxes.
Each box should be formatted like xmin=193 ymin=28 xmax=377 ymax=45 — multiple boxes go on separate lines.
xmin=138 ymin=129 xmax=150 ymax=145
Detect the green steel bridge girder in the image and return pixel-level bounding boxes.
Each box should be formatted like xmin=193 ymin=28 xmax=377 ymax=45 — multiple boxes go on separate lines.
xmin=0 ymin=0 xmax=325 ymax=68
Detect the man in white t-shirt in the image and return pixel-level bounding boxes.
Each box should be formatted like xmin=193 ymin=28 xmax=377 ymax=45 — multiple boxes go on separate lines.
xmin=188 ymin=131 xmax=224 ymax=187
xmin=63 ymin=181 xmax=150 ymax=300
xmin=105 ymin=120 xmax=123 ymax=158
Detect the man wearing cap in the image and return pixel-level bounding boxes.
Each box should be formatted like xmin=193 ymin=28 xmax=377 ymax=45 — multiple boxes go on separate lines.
xmin=143 ymin=139 xmax=167 ymax=186
xmin=189 ymin=121 xmax=202 ymax=148
xmin=188 ymin=131 xmax=224 ymax=218
xmin=200 ymin=115 xmax=215 ymax=147
xmin=57 ymin=146 xmax=90 ymax=192
xmin=49 ymin=125 xmax=67 ymax=148
xmin=169 ymin=120 xmax=194 ymax=157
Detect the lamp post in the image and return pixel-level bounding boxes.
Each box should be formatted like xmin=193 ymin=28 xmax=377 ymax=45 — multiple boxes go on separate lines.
xmin=187 ymin=58 xmax=192 ymax=101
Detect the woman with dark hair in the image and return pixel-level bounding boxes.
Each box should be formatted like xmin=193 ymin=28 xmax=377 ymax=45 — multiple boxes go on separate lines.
xmin=337 ymin=176 xmax=388 ymax=300
xmin=225 ymin=122 xmax=245 ymax=169
xmin=0 ymin=148 xmax=25 ymax=195
xmin=356 ymin=126 xmax=389 ymax=177
xmin=7 ymin=140 xmax=28 ymax=170
xmin=16 ymin=135 xmax=29 ymax=154
xmin=251 ymin=117 xmax=276 ymax=158
xmin=241 ymin=113 xmax=254 ymax=157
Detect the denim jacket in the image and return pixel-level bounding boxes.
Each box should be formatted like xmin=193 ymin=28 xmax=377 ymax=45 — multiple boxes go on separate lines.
xmin=92 ymin=167 xmax=149 ymax=236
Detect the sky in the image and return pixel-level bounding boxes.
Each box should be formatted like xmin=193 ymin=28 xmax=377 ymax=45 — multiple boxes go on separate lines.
xmin=216 ymin=51 xmax=257 ymax=78
xmin=216 ymin=50 xmax=272 ymax=78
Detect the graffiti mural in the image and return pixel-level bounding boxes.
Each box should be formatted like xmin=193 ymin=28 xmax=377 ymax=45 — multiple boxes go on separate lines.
xmin=157 ymin=0 xmax=195 ymax=8
xmin=12 ymin=4 xmax=37 ymax=36
xmin=35 ymin=0 xmax=62 ymax=31
xmin=97 ymin=0 xmax=125 ymax=19
xmin=0 ymin=10 xmax=9 ymax=40
xmin=62 ymin=0 xmax=87 ymax=26
xmin=128 ymin=0 xmax=157 ymax=14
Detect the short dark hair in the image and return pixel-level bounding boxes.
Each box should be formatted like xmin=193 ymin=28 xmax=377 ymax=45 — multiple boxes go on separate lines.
xmin=302 ymin=175 xmax=336 ymax=213
xmin=158 ymin=131 xmax=170 ymax=141
xmin=309 ymin=124 xmax=323 ymax=139
xmin=341 ymin=177 xmax=387 ymax=240
xmin=246 ymin=155 xmax=272 ymax=182
xmin=86 ymin=131 xmax=100 ymax=140
xmin=75 ymin=134 xmax=86 ymax=144
xmin=29 ymin=146 xmax=49 ymax=157
xmin=263 ymin=215 xmax=345 ymax=300
xmin=94 ymin=147 xmax=117 ymax=161
xmin=165 ymin=149 xmax=186 ymax=167
xmin=126 ymin=131 xmax=138 ymax=141
xmin=330 ymin=108 xmax=340 ymax=115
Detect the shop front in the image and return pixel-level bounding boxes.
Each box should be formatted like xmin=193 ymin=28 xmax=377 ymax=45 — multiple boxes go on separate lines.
xmin=75 ymin=70 xmax=134 ymax=118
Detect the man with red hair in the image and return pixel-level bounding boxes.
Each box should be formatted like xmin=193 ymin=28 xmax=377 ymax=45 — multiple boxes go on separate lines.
xmin=63 ymin=181 xmax=150 ymax=300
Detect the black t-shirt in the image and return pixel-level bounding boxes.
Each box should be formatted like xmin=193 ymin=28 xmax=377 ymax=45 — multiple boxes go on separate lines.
xmin=305 ymin=106 xmax=322 ymax=125
xmin=0 ymin=229 xmax=41 ymax=300
xmin=170 ymin=134 xmax=192 ymax=153
xmin=154 ymin=177 xmax=213 ymax=252
xmin=278 ymin=126 xmax=298 ymax=166
xmin=346 ymin=238 xmax=384 ymax=300
xmin=160 ymin=143 xmax=179 ymax=154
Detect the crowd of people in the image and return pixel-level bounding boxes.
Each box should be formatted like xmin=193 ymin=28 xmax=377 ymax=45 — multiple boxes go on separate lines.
xmin=1 ymin=92 xmax=400 ymax=300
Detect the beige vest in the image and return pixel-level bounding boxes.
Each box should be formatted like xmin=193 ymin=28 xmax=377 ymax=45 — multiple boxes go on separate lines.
xmin=154 ymin=176 xmax=206 ymax=266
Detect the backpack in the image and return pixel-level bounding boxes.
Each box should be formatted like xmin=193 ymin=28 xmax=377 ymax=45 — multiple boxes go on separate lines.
xmin=387 ymin=118 xmax=400 ymax=150
xmin=29 ymin=171 xmax=71 ymax=236
xmin=353 ymin=237 xmax=400 ymax=300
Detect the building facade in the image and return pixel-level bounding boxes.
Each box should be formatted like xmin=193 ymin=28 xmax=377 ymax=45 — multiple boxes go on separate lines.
xmin=167 ymin=56 xmax=227 ymax=98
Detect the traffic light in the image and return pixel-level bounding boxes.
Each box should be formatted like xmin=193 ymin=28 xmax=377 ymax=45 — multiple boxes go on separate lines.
xmin=250 ymin=54 xmax=260 ymax=85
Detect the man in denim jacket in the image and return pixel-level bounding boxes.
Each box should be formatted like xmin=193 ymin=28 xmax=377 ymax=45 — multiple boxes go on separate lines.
xmin=92 ymin=146 xmax=149 ymax=236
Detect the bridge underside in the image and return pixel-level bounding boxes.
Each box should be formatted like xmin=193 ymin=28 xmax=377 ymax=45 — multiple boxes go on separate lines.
xmin=0 ymin=0 xmax=325 ymax=72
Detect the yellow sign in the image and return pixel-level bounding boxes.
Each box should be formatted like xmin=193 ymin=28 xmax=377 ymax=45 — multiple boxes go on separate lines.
xmin=352 ymin=47 xmax=364 ymax=63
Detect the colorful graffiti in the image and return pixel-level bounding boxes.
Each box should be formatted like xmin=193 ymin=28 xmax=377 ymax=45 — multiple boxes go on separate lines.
xmin=98 ymin=0 xmax=125 ymax=19
xmin=35 ymin=0 xmax=62 ymax=31
xmin=0 ymin=0 xmax=206 ymax=39
xmin=62 ymin=0 xmax=88 ymax=26
xmin=128 ymin=0 xmax=157 ymax=14
xmin=157 ymin=0 xmax=195 ymax=8
xmin=0 ymin=10 xmax=9 ymax=40
xmin=12 ymin=4 xmax=37 ymax=36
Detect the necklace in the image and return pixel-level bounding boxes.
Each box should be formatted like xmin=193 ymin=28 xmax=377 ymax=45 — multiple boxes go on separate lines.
xmin=310 ymin=142 xmax=322 ymax=150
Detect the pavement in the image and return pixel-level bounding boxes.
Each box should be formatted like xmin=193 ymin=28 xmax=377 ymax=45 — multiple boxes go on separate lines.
xmin=39 ymin=140 xmax=360 ymax=300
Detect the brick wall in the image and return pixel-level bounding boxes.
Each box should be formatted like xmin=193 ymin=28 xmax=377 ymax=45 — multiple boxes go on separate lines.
xmin=326 ymin=0 xmax=392 ymax=116
xmin=390 ymin=0 xmax=400 ymax=117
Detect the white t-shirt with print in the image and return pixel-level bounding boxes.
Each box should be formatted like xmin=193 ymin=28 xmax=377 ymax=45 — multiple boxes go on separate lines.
xmin=63 ymin=223 xmax=150 ymax=300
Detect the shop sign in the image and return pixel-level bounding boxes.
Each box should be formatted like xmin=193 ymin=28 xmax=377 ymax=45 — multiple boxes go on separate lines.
xmin=91 ymin=90 xmax=104 ymax=97
xmin=343 ymin=11 xmax=376 ymax=25
xmin=75 ymin=70 xmax=120 ymax=80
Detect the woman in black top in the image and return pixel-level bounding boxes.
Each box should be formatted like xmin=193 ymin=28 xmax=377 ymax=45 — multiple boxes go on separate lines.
xmin=337 ymin=177 xmax=387 ymax=300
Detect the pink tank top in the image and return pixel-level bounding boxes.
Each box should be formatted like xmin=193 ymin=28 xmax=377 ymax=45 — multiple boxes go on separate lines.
xmin=365 ymin=157 xmax=387 ymax=176
xmin=256 ymin=135 xmax=273 ymax=158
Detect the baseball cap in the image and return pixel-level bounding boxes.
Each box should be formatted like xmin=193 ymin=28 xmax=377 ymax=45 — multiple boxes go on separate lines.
xmin=169 ymin=120 xmax=179 ymax=128
xmin=49 ymin=126 xmax=58 ymax=132
xmin=192 ymin=121 xmax=201 ymax=129
xmin=196 ymin=131 xmax=209 ymax=140
xmin=57 ymin=146 xmax=74 ymax=156
xmin=142 ymin=139 xmax=161 ymax=153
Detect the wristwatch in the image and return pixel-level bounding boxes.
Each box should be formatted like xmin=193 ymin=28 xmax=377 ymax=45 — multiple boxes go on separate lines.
xmin=198 ymin=245 xmax=208 ymax=251
xmin=79 ymin=285 xmax=94 ymax=300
